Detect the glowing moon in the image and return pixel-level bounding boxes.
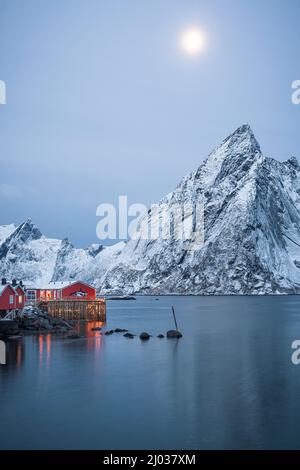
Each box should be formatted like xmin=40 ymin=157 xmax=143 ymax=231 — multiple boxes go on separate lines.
xmin=180 ymin=28 xmax=205 ymax=55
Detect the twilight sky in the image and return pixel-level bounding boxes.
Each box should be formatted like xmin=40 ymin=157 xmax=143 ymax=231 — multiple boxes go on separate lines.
xmin=0 ymin=0 xmax=300 ymax=246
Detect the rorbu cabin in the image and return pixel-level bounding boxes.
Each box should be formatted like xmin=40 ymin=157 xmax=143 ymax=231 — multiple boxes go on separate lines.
xmin=0 ymin=284 xmax=16 ymax=313
xmin=0 ymin=278 xmax=25 ymax=314
xmin=25 ymin=280 xmax=105 ymax=322
xmin=25 ymin=280 xmax=96 ymax=303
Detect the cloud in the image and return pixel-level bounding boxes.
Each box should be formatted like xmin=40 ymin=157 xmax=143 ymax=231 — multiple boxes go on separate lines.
xmin=0 ymin=183 xmax=38 ymax=200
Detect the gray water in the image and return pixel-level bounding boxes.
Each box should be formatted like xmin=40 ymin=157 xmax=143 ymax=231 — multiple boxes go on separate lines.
xmin=1 ymin=295 xmax=300 ymax=450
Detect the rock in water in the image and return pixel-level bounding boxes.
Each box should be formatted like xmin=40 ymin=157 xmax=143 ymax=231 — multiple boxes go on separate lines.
xmin=166 ymin=330 xmax=182 ymax=339
xmin=139 ymin=332 xmax=150 ymax=340
xmin=123 ymin=332 xmax=134 ymax=339
xmin=157 ymin=334 xmax=164 ymax=338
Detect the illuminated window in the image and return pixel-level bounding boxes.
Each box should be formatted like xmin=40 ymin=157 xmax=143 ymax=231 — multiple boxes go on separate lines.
xmin=18 ymin=295 xmax=22 ymax=303
xmin=40 ymin=290 xmax=45 ymax=299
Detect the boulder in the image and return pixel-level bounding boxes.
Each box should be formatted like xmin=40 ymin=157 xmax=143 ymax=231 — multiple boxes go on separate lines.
xmin=37 ymin=317 xmax=51 ymax=330
xmin=157 ymin=334 xmax=164 ymax=338
xmin=139 ymin=332 xmax=150 ymax=340
xmin=166 ymin=330 xmax=182 ymax=338
xmin=123 ymin=332 xmax=134 ymax=339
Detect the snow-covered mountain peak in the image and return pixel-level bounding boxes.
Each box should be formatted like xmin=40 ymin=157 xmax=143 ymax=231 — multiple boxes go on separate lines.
xmin=191 ymin=124 xmax=263 ymax=196
xmin=12 ymin=218 xmax=42 ymax=243
xmin=218 ymin=123 xmax=260 ymax=153
xmin=1 ymin=125 xmax=300 ymax=294
xmin=207 ymin=124 xmax=261 ymax=169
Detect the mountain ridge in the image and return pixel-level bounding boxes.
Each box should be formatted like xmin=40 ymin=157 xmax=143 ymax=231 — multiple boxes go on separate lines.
xmin=1 ymin=125 xmax=300 ymax=294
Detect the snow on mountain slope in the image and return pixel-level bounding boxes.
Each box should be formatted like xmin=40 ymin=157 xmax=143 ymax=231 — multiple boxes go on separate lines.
xmin=51 ymin=237 xmax=125 ymax=285
xmin=99 ymin=124 xmax=300 ymax=294
xmin=0 ymin=219 xmax=62 ymax=286
xmin=0 ymin=219 xmax=125 ymax=288
xmin=1 ymin=124 xmax=300 ymax=294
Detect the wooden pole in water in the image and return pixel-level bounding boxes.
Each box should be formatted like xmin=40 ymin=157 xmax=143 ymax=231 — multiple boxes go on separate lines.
xmin=172 ymin=305 xmax=178 ymax=331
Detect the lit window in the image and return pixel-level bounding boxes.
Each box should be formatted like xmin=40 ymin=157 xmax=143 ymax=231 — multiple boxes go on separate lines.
xmin=9 ymin=295 xmax=14 ymax=305
xmin=18 ymin=295 xmax=23 ymax=303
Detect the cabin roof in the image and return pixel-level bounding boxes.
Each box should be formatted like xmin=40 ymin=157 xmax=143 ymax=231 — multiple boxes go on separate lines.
xmin=26 ymin=281 xmax=71 ymax=290
xmin=26 ymin=280 xmax=95 ymax=290
xmin=0 ymin=284 xmax=14 ymax=295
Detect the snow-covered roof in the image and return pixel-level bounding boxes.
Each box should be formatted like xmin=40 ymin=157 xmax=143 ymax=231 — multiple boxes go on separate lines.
xmin=26 ymin=281 xmax=71 ymax=290
xmin=0 ymin=284 xmax=14 ymax=295
xmin=25 ymin=280 xmax=95 ymax=290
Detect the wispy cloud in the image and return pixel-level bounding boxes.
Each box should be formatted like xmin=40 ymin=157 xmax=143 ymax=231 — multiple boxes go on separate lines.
xmin=0 ymin=183 xmax=38 ymax=200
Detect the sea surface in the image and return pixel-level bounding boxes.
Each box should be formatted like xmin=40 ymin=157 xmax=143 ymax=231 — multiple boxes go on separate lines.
xmin=1 ymin=295 xmax=300 ymax=450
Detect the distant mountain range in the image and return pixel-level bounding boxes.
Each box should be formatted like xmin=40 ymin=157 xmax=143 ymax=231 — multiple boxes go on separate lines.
xmin=2 ymin=124 xmax=300 ymax=294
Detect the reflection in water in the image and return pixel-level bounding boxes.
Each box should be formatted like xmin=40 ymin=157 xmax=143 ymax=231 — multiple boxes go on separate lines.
xmin=46 ymin=334 xmax=51 ymax=364
xmin=84 ymin=321 xmax=104 ymax=351
xmin=39 ymin=334 xmax=43 ymax=364
xmin=38 ymin=334 xmax=52 ymax=367
xmin=1 ymin=297 xmax=300 ymax=450
xmin=5 ymin=321 xmax=107 ymax=370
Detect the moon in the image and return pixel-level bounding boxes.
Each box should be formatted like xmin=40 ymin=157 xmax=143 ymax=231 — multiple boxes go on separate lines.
xmin=180 ymin=28 xmax=205 ymax=56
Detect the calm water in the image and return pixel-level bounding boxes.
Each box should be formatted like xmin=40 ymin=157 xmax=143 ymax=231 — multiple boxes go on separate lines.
xmin=1 ymin=295 xmax=300 ymax=450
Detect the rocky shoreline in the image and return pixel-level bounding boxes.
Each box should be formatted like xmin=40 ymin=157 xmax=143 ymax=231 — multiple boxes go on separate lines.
xmin=0 ymin=306 xmax=183 ymax=341
xmin=0 ymin=306 xmax=79 ymax=338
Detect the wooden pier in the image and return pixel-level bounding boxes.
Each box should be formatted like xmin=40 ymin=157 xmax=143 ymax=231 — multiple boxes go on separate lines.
xmin=44 ymin=298 xmax=106 ymax=321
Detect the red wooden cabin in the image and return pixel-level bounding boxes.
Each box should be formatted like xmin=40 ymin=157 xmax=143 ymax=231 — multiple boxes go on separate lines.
xmin=0 ymin=284 xmax=17 ymax=312
xmin=26 ymin=280 xmax=96 ymax=303
xmin=0 ymin=279 xmax=25 ymax=312
xmin=15 ymin=285 xmax=25 ymax=309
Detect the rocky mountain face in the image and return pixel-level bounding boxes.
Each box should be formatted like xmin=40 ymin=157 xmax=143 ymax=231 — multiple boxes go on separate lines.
xmin=1 ymin=124 xmax=300 ymax=294
xmin=100 ymin=124 xmax=300 ymax=294
xmin=0 ymin=219 xmax=124 ymax=288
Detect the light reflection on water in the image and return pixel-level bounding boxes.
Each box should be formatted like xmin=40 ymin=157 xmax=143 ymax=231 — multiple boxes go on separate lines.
xmin=1 ymin=296 xmax=300 ymax=449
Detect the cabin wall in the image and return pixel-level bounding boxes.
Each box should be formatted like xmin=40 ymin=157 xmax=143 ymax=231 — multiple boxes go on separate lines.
xmin=0 ymin=286 xmax=16 ymax=311
xmin=47 ymin=299 xmax=106 ymax=321
xmin=62 ymin=282 xmax=96 ymax=300
xmin=15 ymin=287 xmax=25 ymax=308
